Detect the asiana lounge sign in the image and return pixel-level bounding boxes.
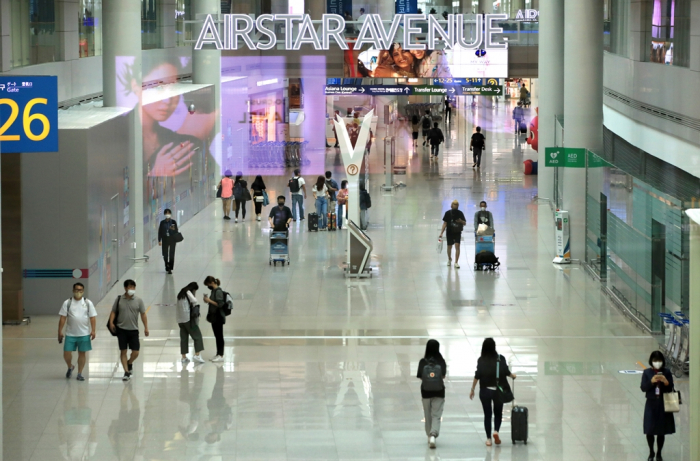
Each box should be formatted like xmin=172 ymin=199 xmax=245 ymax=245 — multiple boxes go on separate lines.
xmin=194 ymin=13 xmax=509 ymax=51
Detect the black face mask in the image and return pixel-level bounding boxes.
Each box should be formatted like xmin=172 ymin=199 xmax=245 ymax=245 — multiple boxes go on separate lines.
xmin=278 ymin=202 xmax=285 ymax=207
xmin=207 ymin=285 xmax=213 ymax=290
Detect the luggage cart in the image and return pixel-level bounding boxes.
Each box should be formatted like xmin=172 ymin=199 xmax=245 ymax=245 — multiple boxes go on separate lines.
xmin=269 ymin=231 xmax=290 ymax=266
xmin=659 ymin=312 xmax=690 ymax=377
xmin=474 ymin=234 xmax=499 ymax=271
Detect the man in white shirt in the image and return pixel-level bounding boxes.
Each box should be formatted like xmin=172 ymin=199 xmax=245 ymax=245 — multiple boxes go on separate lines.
xmin=288 ymin=168 xmax=307 ymax=221
xmin=357 ymin=8 xmax=368 ymax=26
xmin=58 ymin=283 xmax=97 ymax=381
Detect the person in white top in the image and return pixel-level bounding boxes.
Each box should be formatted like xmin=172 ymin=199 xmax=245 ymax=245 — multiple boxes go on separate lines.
xmin=58 ymin=283 xmax=97 ymax=381
xmin=356 ymin=8 xmax=368 ymax=26
xmin=177 ymin=282 xmax=205 ymax=364
xmin=312 ymin=175 xmax=330 ymax=230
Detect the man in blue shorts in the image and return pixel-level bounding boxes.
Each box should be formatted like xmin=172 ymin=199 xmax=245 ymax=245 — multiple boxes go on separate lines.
xmin=58 ymin=282 xmax=97 ymax=381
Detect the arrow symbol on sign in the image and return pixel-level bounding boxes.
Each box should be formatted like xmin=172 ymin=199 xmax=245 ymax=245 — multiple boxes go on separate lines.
xmin=450 ymin=88 xmax=455 ymax=94
xmin=359 ymin=87 xmax=365 ymax=93
xmin=404 ymin=87 xmax=410 ymax=93
xmin=496 ymin=88 xmax=501 ymax=94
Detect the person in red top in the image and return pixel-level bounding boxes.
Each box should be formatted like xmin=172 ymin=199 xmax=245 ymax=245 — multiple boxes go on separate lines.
xmin=219 ymin=170 xmax=234 ymax=220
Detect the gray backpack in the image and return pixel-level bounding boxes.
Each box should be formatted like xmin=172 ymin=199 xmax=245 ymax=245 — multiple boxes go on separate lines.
xmin=421 ymin=358 xmax=444 ymax=391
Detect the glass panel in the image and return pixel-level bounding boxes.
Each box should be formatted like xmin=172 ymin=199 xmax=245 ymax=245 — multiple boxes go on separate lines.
xmin=175 ymin=0 xmax=191 ymax=47
xmin=78 ymin=0 xmax=102 ymax=57
xmin=11 ymin=0 xmax=57 ymax=68
xmin=142 ymin=0 xmax=161 ymax=49
xmin=645 ymin=0 xmax=690 ymax=67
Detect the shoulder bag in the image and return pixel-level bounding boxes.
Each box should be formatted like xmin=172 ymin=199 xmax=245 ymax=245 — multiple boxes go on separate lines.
xmin=496 ymin=356 xmax=514 ymax=404
xmin=106 ymin=295 xmax=121 ymax=336
xmin=449 ymin=210 xmax=464 ymax=233
xmin=664 ymin=387 xmax=681 ymax=413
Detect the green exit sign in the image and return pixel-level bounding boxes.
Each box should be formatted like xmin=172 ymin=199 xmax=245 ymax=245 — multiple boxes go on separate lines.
xmin=544 ymin=147 xmax=586 ymax=168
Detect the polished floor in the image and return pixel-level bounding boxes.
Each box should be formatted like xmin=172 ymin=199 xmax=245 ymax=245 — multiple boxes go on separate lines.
xmin=3 ymin=99 xmax=690 ymax=460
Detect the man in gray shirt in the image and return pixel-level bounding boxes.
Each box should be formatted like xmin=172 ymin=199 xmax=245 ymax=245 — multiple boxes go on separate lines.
xmin=474 ymin=201 xmax=495 ymax=233
xmin=108 ymin=279 xmax=149 ymax=381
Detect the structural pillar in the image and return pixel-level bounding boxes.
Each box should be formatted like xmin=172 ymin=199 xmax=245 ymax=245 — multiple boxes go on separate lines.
xmin=0 ymin=0 xmax=10 ymax=70
xmin=537 ymin=0 xmax=563 ymax=202
xmin=562 ymin=0 xmax=603 ymax=260
xmin=685 ymin=209 xmax=700 ymax=461
xmin=478 ymin=0 xmax=493 ymax=14
xmin=158 ymin=0 xmax=177 ymax=49
xmin=102 ymin=0 xmax=144 ymax=259
xmin=193 ymin=0 xmax=222 ymax=178
xmin=56 ymin=0 xmax=79 ymax=61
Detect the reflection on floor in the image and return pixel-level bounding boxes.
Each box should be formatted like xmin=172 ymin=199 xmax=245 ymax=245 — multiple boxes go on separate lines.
xmin=3 ymin=99 xmax=690 ymax=460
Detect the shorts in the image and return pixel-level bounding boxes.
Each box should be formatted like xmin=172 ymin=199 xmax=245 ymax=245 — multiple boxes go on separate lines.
xmin=412 ymin=132 xmax=419 ymax=140
xmin=422 ymin=129 xmax=430 ymax=137
xmin=64 ymin=335 xmax=92 ymax=352
xmin=116 ymin=328 xmax=140 ymax=351
xmin=446 ymin=233 xmax=461 ymax=246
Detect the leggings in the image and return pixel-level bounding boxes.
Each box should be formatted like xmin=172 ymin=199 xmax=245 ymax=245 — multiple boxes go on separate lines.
xmin=479 ymin=388 xmax=503 ymax=439
xmin=211 ymin=320 xmax=225 ymax=357
xmin=235 ymin=200 xmax=246 ymax=219
xmin=647 ymin=435 xmax=665 ymax=456
xmin=254 ymin=200 xmax=263 ymax=215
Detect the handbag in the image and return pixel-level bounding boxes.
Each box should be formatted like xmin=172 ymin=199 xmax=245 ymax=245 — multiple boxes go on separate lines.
xmin=106 ymin=295 xmax=121 ymax=336
xmin=216 ymin=183 xmax=222 ymax=198
xmin=450 ymin=210 xmax=464 ymax=233
xmin=262 ymin=190 xmax=269 ymax=207
xmin=496 ymin=357 xmax=514 ymax=404
xmin=664 ymin=388 xmax=681 ymax=413
xmin=243 ymin=188 xmax=252 ymax=201
xmin=173 ymin=232 xmax=184 ymax=243
xmin=188 ymin=299 xmax=200 ymax=325
xmin=437 ymin=237 xmax=443 ymax=254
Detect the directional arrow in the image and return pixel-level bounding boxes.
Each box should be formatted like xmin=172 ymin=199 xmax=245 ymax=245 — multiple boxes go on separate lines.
xmin=359 ymin=87 xmax=365 ymax=93
xmin=450 ymin=88 xmax=456 ymax=94
xmin=404 ymin=87 xmax=410 ymax=93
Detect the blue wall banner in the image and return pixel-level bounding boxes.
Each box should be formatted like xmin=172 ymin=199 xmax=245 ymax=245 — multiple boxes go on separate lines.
xmin=395 ymin=0 xmax=418 ymax=14
xmin=0 ymin=76 xmax=58 ymax=153
xmin=327 ymin=0 xmax=352 ymax=16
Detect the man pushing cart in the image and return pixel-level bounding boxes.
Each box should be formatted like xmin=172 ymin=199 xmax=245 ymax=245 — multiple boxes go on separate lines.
xmin=268 ymin=195 xmax=294 ymax=266
xmin=474 ymin=201 xmax=500 ymax=270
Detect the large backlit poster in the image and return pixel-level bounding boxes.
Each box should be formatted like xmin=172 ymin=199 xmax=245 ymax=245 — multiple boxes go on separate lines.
xmin=349 ymin=45 xmax=508 ymax=78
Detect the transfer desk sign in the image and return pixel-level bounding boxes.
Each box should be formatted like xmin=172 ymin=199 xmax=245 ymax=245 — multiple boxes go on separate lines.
xmin=0 ymin=76 xmax=58 ymax=153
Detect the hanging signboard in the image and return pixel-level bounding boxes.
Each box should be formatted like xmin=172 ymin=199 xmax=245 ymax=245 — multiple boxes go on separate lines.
xmin=324 ymin=84 xmax=502 ymax=96
xmin=544 ymin=147 xmax=586 ymax=168
xmin=0 ymin=76 xmax=58 ymax=153
xmin=395 ymin=0 xmax=418 ymax=14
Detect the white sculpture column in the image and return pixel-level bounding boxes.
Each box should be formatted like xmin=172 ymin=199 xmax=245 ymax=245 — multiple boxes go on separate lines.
xmin=685 ymin=209 xmax=700 ymax=461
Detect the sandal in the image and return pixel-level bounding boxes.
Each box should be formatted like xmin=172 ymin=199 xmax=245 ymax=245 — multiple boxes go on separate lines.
xmin=485 ymin=439 xmax=492 ymax=447
xmin=493 ymin=432 xmax=501 ymax=445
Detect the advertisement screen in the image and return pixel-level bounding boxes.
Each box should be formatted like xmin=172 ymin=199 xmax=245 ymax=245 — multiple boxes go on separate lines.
xmin=348 ymin=44 xmax=508 ymax=79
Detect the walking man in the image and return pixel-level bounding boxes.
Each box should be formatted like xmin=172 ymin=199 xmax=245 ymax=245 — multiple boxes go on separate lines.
xmin=512 ymin=102 xmax=525 ymax=135
xmin=58 ymin=283 xmax=97 ymax=381
xmin=444 ymin=96 xmax=452 ymax=124
xmin=470 ymin=126 xmax=486 ymax=168
xmin=288 ymin=169 xmax=307 ymax=221
xmin=108 ymin=280 xmax=149 ymax=381
xmin=428 ymin=122 xmax=445 ymax=161
xmin=158 ymin=208 xmax=178 ymax=274
xmin=420 ymin=110 xmax=433 ymax=146
xmin=325 ymin=171 xmax=339 ymax=223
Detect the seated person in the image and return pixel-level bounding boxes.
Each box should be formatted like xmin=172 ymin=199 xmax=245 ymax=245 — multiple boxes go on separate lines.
xmin=268 ymin=196 xmax=293 ymax=232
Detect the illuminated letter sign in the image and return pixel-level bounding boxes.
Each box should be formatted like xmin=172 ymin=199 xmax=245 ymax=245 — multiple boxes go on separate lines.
xmin=0 ymin=76 xmax=58 ymax=153
xmin=194 ymin=14 xmax=507 ymax=51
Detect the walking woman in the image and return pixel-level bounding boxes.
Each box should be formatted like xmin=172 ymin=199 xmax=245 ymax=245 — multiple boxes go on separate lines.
xmin=251 ymin=175 xmax=267 ymax=222
xmin=233 ymin=172 xmax=249 ymax=223
xmin=469 ymin=338 xmax=516 ymax=446
xmin=416 ymin=339 xmax=447 ymax=449
xmin=219 ymin=170 xmax=234 ymax=220
xmin=641 ymin=351 xmax=675 ymax=461
xmin=312 ymin=175 xmax=329 ymax=230
xmin=336 ymin=180 xmax=348 ymax=229
xmin=202 ymin=276 xmax=225 ymax=362
xmin=176 ymin=282 xmax=205 ymax=364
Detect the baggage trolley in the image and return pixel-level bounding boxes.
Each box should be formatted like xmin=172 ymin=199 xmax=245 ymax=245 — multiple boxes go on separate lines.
xmin=474 ymin=234 xmax=499 ymax=271
xmin=269 ymin=230 xmax=290 ymax=266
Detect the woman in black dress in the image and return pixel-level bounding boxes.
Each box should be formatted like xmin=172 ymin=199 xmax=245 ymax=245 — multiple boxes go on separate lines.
xmin=640 ymin=350 xmax=675 ymax=461
xmin=250 ymin=175 xmax=266 ymax=221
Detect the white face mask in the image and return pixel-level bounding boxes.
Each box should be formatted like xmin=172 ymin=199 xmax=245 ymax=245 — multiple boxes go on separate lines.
xmin=652 ymin=361 xmax=663 ymax=369
xmin=73 ymin=291 xmax=83 ymax=299
xmin=127 ymin=289 xmax=136 ymax=297
xmin=165 ymin=214 xmax=171 ymax=219
xmin=481 ymin=207 xmax=486 ymax=211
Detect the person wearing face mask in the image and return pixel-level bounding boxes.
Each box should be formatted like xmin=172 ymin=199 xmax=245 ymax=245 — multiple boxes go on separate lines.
xmin=158 ymin=208 xmax=179 ymax=274
xmin=474 ymin=201 xmax=495 ymax=234
xmin=641 ymin=351 xmax=675 ymax=461
xmin=439 ymin=200 xmax=467 ymax=268
xmin=202 ymin=276 xmax=226 ymax=362
xmin=268 ymin=196 xmax=293 ymax=232
xmin=108 ymin=280 xmax=149 ymax=381
xmin=58 ymin=283 xmax=97 ymax=381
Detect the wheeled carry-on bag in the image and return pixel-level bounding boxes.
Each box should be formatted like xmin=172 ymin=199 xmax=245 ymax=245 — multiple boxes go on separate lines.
xmin=327 ymin=212 xmax=337 ymax=231
xmin=519 ymin=121 xmax=527 ymax=134
xmin=308 ymin=212 xmax=319 ymax=231
xmin=510 ymin=378 xmax=528 ymax=444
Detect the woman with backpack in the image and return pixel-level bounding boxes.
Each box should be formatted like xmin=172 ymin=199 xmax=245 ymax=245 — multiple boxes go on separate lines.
xmin=470 ymin=338 xmax=516 ymax=446
xmin=176 ymin=282 xmax=205 ymax=364
xmin=202 ymin=276 xmax=226 ymax=362
xmin=250 ymin=175 xmax=267 ymax=222
xmin=312 ymin=175 xmax=329 ymax=231
xmin=233 ymin=172 xmax=249 ymax=223
xmin=417 ymin=339 xmax=447 ymax=449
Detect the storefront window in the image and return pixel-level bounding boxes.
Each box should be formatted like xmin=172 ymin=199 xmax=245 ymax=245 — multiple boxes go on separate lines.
xmin=605 ymin=0 xmax=630 ymax=57
xmin=142 ymin=0 xmax=161 ymax=49
xmin=10 ymin=0 xmax=56 ymax=68
xmin=645 ymin=0 xmax=690 ymax=67
xmin=175 ymin=0 xmax=192 ymax=47
xmin=78 ymin=0 xmax=102 ymax=57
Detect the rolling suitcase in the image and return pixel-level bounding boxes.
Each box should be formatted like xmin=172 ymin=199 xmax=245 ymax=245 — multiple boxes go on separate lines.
xmin=519 ymin=121 xmax=527 ymax=134
xmin=510 ymin=378 xmax=528 ymax=444
xmin=327 ymin=212 xmax=337 ymax=231
xmin=308 ymin=213 xmax=319 ymax=231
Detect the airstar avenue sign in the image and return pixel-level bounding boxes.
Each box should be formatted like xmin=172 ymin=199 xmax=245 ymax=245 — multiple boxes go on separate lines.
xmin=194 ymin=13 xmax=509 ymax=51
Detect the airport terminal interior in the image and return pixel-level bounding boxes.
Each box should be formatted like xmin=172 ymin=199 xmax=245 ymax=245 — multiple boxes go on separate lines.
xmin=0 ymin=1 xmax=698 ymax=460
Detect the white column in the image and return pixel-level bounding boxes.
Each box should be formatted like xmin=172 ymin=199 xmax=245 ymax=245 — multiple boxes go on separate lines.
xmin=478 ymin=0 xmax=493 ymax=14
xmin=686 ymin=210 xmax=700 ymax=461
xmin=159 ymin=0 xmax=177 ymax=49
xmin=563 ymin=0 xmax=603 ymax=260
xmin=102 ymin=0 xmax=144 ymax=257
xmin=56 ymin=0 xmax=79 ymax=61
xmin=0 ymin=0 xmax=10 ymax=70
xmin=537 ymin=0 xmax=564 ymax=202
xmin=193 ymin=0 xmax=221 ymax=177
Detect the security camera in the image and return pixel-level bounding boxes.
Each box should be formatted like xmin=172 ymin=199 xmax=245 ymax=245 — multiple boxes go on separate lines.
xmin=188 ymin=103 xmax=196 ymax=115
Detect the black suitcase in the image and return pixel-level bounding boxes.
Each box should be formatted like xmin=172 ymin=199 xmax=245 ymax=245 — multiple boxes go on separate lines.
xmin=511 ymin=405 xmax=528 ymax=443
xmin=308 ymin=213 xmax=319 ymax=231
xmin=519 ymin=122 xmax=527 ymax=134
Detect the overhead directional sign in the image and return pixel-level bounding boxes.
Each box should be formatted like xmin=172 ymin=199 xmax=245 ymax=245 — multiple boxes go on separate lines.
xmin=324 ymin=84 xmax=502 ymax=97
xmin=0 ymin=76 xmax=58 ymax=153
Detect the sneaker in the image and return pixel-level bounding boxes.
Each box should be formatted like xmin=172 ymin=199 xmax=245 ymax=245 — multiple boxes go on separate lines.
xmin=224 ymin=216 xmax=231 ymax=220
xmin=76 ymin=374 xmax=85 ymax=381
xmin=181 ymin=357 xmax=190 ymax=365
xmin=211 ymin=355 xmax=224 ymax=362
xmin=257 ymin=217 xmax=261 ymax=221
xmin=454 ymin=263 xmax=460 ymax=269
xmin=447 ymin=260 xmax=451 ymax=266
xmin=122 ymin=372 xmax=131 ymax=382
xmin=235 ymin=218 xmax=238 ymax=223
xmin=429 ymin=436 xmax=436 ymax=448
xmin=167 ymin=270 xmax=172 ymax=274
xmin=485 ymin=439 xmax=492 ymax=447
xmin=128 ymin=363 xmax=133 ymax=373
xmin=493 ymin=432 xmax=501 ymax=445
xmin=66 ymin=365 xmax=75 ymax=379
xmin=192 ymin=355 xmax=206 ymax=364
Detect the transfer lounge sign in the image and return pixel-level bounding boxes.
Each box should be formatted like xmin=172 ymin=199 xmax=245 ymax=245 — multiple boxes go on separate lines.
xmin=545 ymin=147 xmax=586 ymax=168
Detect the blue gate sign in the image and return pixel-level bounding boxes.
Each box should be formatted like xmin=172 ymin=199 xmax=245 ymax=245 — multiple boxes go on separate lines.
xmin=0 ymin=76 xmax=58 ymax=153
xmin=396 ymin=0 xmax=418 ymax=14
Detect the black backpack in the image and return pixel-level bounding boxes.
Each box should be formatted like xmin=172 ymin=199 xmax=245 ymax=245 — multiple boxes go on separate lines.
xmin=476 ymin=251 xmax=500 ymax=266
xmin=421 ymin=358 xmax=445 ymax=391
xmin=422 ymin=116 xmax=431 ymax=130
xmin=288 ymin=177 xmax=300 ymax=193
xmin=233 ymin=181 xmax=244 ymax=201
